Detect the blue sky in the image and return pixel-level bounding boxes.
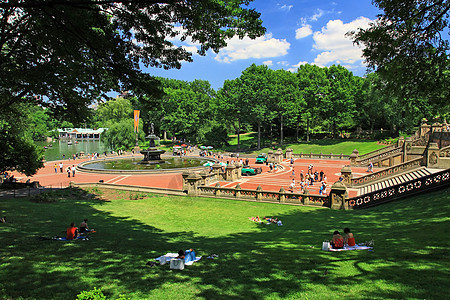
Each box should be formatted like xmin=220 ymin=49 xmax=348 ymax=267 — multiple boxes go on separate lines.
xmin=145 ymin=0 xmax=382 ymax=90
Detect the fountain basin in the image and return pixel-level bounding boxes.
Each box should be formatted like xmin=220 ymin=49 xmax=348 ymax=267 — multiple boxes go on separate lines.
xmin=77 ymin=156 xmax=215 ymax=174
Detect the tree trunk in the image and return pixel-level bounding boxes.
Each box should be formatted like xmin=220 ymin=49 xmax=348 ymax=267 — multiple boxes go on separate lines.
xmin=257 ymin=121 xmax=261 ymax=149
xmin=307 ymin=118 xmax=310 ymax=142
xmin=296 ymin=115 xmax=300 ymax=141
xmin=280 ymin=114 xmax=284 ymax=145
xmin=237 ymin=119 xmax=241 ymax=150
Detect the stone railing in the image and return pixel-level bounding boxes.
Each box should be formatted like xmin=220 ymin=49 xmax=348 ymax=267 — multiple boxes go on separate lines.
xmin=357 ymin=144 xmax=397 ymax=160
xmin=347 ymin=168 xmax=450 ymax=209
xmin=291 ymin=152 xmax=350 ymax=160
xmin=350 ymin=157 xmax=423 ymax=187
xmin=196 ymin=184 xmax=329 ymax=207
xmin=355 ymin=146 xmax=403 ymax=166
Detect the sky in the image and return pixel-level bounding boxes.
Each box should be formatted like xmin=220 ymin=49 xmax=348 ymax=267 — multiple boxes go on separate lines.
xmin=145 ymin=0 xmax=383 ymax=90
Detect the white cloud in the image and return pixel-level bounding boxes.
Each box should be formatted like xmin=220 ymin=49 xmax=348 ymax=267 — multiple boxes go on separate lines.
xmin=263 ymin=60 xmax=273 ymax=66
xmin=287 ymin=61 xmax=308 ymax=72
xmin=277 ymin=61 xmax=290 ymax=66
xmin=310 ymin=9 xmax=324 ymax=21
xmin=311 ymin=17 xmax=374 ymax=67
xmin=214 ymin=33 xmax=290 ymax=63
xmin=279 ymin=4 xmax=293 ymax=11
xmin=295 ymin=24 xmax=313 ymax=39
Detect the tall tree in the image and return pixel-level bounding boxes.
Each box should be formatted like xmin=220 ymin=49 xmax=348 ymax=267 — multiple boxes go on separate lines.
xmin=0 ymin=0 xmax=265 ymax=174
xmin=350 ymin=0 xmax=450 ymax=114
xmin=296 ymin=64 xmax=328 ymax=141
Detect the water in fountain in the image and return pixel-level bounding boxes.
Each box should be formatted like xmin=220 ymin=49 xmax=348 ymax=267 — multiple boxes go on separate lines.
xmin=139 ymin=131 xmax=165 ymax=164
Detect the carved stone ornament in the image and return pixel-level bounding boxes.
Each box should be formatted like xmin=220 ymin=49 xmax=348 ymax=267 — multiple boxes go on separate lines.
xmin=429 ymin=152 xmax=438 ymax=165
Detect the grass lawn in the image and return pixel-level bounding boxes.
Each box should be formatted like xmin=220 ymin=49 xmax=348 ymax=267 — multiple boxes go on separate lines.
xmin=225 ymin=133 xmax=386 ymax=155
xmin=1 ymin=187 xmax=449 ymax=299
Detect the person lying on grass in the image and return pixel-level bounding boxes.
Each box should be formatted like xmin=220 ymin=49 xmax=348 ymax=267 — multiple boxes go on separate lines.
xmin=177 ymin=249 xmax=196 ymax=263
xmin=66 ymin=222 xmax=79 ymax=240
xmin=249 ymin=216 xmax=261 ymax=222
xmin=331 ymin=231 xmax=344 ymax=249
xmin=344 ymin=227 xmax=356 ymax=246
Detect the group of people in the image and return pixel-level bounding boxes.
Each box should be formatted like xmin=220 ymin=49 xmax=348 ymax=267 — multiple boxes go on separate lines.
xmin=1 ymin=172 xmax=16 ymax=183
xmin=54 ymin=162 xmax=76 ymax=177
xmin=330 ymin=228 xmax=355 ymax=249
xmin=66 ymin=219 xmax=94 ymax=240
xmin=288 ymin=168 xmax=328 ymax=195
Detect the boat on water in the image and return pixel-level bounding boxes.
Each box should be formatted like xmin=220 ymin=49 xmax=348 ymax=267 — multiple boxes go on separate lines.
xmin=67 ymin=141 xmax=73 ymax=145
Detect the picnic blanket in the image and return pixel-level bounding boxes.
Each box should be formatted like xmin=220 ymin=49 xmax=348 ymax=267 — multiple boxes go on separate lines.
xmin=155 ymin=253 xmax=202 ymax=266
xmin=328 ymin=244 xmax=373 ymax=252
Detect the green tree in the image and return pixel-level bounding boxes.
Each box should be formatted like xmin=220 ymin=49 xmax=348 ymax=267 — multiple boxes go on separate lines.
xmin=0 ymin=103 xmax=44 ymax=176
xmin=101 ymin=119 xmax=144 ymax=150
xmin=96 ymin=97 xmax=133 ymax=125
xmin=0 ymin=0 xmax=265 ymax=174
xmin=296 ymin=64 xmax=329 ymax=141
xmin=350 ymin=0 xmax=450 ymax=115
xmin=239 ymin=64 xmax=273 ymax=149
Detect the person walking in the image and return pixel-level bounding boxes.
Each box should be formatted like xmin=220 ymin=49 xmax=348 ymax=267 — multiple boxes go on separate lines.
xmin=54 ymin=164 xmax=58 ymax=173
xmin=59 ymin=162 xmax=63 ymax=173
xmin=66 ymin=166 xmax=71 ymax=178
xmin=71 ymin=165 xmax=76 ymax=177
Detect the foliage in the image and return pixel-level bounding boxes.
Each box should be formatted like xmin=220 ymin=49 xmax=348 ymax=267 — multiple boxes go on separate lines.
xmin=101 ymin=119 xmax=144 ymax=150
xmin=96 ymin=98 xmax=133 ymax=126
xmin=350 ymin=0 xmax=450 ymax=116
xmin=0 ymin=188 xmax=448 ymax=299
xmin=76 ymin=287 xmax=106 ymax=300
xmin=0 ymin=103 xmax=44 ymax=176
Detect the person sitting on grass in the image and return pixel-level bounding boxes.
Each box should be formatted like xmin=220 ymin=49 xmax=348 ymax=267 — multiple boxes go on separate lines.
xmin=177 ymin=249 xmax=196 ymax=263
xmin=331 ymin=231 xmax=344 ymax=249
xmin=79 ymin=218 xmax=94 ymax=233
xmin=66 ymin=222 xmax=79 ymax=240
xmin=344 ymin=228 xmax=356 ymax=246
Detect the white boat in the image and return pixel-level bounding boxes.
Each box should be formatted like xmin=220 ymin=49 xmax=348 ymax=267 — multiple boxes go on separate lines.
xmin=67 ymin=141 xmax=73 ymax=145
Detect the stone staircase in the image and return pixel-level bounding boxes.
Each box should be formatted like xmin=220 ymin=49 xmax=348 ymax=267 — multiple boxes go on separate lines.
xmin=357 ymin=167 xmax=434 ymax=195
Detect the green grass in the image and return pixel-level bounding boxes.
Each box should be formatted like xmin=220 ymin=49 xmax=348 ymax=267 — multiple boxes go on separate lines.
xmin=225 ymin=132 xmax=385 ymax=155
xmin=1 ymin=188 xmax=449 ymax=299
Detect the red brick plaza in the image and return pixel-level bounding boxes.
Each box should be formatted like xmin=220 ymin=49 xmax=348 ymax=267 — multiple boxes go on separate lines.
xmin=14 ymin=154 xmax=373 ymax=197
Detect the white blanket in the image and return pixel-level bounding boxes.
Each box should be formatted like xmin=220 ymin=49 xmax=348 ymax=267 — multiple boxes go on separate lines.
xmin=155 ymin=253 xmax=202 ymax=265
xmin=328 ymin=245 xmax=373 ymax=252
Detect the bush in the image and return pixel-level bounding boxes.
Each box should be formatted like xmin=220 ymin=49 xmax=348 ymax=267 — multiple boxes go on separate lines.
xmin=77 ymin=287 xmax=107 ymax=300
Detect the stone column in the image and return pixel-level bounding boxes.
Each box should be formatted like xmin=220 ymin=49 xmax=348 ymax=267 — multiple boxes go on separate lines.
xmin=274 ymin=149 xmax=283 ymax=163
xmin=212 ymin=164 xmax=223 ymax=180
xmin=427 ymin=142 xmax=440 ymax=168
xmin=302 ymin=189 xmax=310 ymax=205
xmin=285 ymin=148 xmax=293 ymax=159
xmin=186 ymin=172 xmax=201 ymax=196
xmin=235 ymin=183 xmax=242 ymax=198
xmin=182 ymin=171 xmax=190 ymax=191
xmin=235 ymin=162 xmax=243 ymax=179
xmin=340 ymin=166 xmax=353 ymax=187
xmin=199 ymin=170 xmax=208 ymax=186
xmin=256 ymin=185 xmax=263 ymax=201
xmin=349 ymin=149 xmax=359 ymax=166
xmin=225 ymin=164 xmax=236 ymax=181
xmin=214 ymin=182 xmax=221 ymax=197
xmin=330 ymin=181 xmax=348 ymax=210
xmin=279 ymin=187 xmax=286 ymax=203
xmin=267 ymin=150 xmax=274 ymax=163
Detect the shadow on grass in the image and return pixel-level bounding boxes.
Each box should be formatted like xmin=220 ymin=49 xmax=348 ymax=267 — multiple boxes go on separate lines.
xmin=0 ymin=188 xmax=449 ymax=299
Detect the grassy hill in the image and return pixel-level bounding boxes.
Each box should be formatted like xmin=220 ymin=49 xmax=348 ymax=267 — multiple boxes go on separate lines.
xmin=0 ymin=187 xmax=448 ymax=299
xmin=223 ymin=133 xmax=386 ymax=155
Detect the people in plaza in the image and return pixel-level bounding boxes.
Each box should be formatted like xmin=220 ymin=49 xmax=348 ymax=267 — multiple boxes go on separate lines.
xmin=343 ymin=228 xmax=356 ymax=246
xmin=367 ymin=162 xmax=374 ymax=173
xmin=66 ymin=222 xmax=79 ymax=240
xmin=331 ymin=230 xmax=344 ymax=249
xmin=300 ymin=170 xmax=304 ymax=181
xmin=319 ymin=170 xmax=324 ymax=182
xmin=54 ymin=164 xmax=58 ymax=173
xmin=308 ymin=164 xmax=313 ymax=174
xmin=245 ymin=158 xmax=249 ymax=166
xmin=59 ymin=162 xmax=63 ymax=173
xmin=71 ymin=165 xmax=76 ymax=177
xmin=290 ymin=157 xmax=294 ymax=166
xmin=66 ymin=166 xmax=71 ymax=177
xmin=291 ymin=168 xmax=295 ymax=178
xmin=289 ymin=180 xmax=295 ymax=192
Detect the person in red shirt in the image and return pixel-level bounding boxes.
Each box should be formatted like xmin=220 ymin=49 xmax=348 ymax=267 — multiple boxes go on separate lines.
xmin=66 ymin=222 xmax=79 ymax=240
xmin=344 ymin=228 xmax=356 ymax=246
xmin=331 ymin=231 xmax=344 ymax=249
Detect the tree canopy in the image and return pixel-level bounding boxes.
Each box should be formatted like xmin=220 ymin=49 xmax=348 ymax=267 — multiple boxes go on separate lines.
xmin=0 ymin=0 xmax=265 ymax=114
xmin=350 ymin=0 xmax=450 ymax=114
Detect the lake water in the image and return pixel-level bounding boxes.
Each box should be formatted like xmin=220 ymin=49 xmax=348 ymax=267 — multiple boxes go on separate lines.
xmin=36 ymin=140 xmax=110 ymax=162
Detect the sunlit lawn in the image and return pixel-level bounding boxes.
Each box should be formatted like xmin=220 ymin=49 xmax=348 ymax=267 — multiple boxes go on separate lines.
xmin=226 ymin=132 xmax=385 ymax=155
xmin=0 ymin=188 xmax=448 ymax=299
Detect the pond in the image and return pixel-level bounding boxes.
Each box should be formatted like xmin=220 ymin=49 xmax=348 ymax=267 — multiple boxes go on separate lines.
xmin=36 ymin=140 xmax=110 ymax=162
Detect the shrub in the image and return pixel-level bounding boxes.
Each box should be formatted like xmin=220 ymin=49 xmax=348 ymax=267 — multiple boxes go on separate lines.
xmin=76 ymin=287 xmax=107 ymax=300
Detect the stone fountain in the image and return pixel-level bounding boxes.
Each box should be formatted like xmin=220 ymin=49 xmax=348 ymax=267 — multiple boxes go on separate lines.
xmin=139 ymin=123 xmax=165 ymax=164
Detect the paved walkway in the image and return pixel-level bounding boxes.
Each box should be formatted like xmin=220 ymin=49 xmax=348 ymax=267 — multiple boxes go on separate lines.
xmin=7 ymin=154 xmax=376 ymax=198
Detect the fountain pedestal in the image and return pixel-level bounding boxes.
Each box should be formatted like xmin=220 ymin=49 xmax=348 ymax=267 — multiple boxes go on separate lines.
xmin=139 ymin=133 xmax=166 ymax=164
